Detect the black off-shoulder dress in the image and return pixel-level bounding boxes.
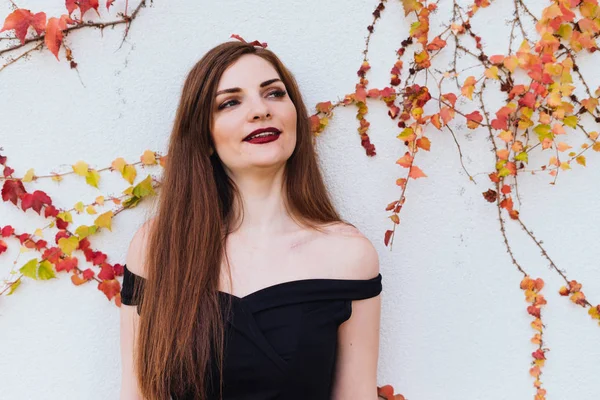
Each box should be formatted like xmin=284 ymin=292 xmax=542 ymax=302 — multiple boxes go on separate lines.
xmin=120 ymin=264 xmax=382 ymax=400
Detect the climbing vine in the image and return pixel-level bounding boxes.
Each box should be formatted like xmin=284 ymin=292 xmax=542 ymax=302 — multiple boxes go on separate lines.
xmin=1 ymin=0 xmax=600 ymax=398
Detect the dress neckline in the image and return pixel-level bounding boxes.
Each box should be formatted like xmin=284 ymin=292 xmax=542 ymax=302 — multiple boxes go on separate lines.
xmin=218 ymin=273 xmax=382 ymax=301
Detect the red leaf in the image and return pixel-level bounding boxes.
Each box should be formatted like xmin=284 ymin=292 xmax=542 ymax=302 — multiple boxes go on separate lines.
xmin=56 ymin=256 xmax=78 ymax=272
xmin=1 ymin=225 xmax=14 ymax=237
xmin=42 ymin=247 xmax=63 ymax=263
xmin=20 ymin=190 xmax=52 ymax=214
xmin=44 ymin=204 xmax=59 ymax=218
xmin=113 ymin=263 xmax=124 ymax=276
xmin=66 ymin=0 xmax=100 ymax=18
xmin=82 ymin=268 xmax=95 ymax=280
xmin=56 ymin=217 xmax=69 ymax=230
xmin=527 ymin=305 xmax=541 ymax=318
xmin=2 ymin=179 xmax=27 ymax=205
xmin=0 ymin=9 xmax=46 ymax=45
xmin=78 ymin=237 xmax=91 ymax=251
xmin=0 ymin=239 xmax=7 ymax=255
xmin=98 ymin=263 xmax=115 ymax=280
xmin=384 ymin=230 xmax=393 ymax=246
xmin=532 ymin=349 xmax=546 ymax=360
xmin=518 ymin=92 xmax=536 ymax=108
xmin=3 ymin=166 xmax=15 ymax=177
xmin=55 ymin=230 xmax=70 ymax=244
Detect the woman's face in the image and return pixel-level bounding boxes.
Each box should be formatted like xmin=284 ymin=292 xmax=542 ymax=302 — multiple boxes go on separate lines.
xmin=210 ymin=54 xmax=297 ymax=175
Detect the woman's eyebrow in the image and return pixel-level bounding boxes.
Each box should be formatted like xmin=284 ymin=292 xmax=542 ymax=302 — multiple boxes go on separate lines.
xmin=215 ymin=78 xmax=282 ymax=97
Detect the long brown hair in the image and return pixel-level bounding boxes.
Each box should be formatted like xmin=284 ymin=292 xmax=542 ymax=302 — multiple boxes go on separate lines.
xmin=133 ymin=40 xmax=350 ymax=399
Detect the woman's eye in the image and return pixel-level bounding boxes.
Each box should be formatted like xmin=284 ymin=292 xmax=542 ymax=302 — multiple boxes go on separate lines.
xmin=218 ymin=89 xmax=287 ymax=110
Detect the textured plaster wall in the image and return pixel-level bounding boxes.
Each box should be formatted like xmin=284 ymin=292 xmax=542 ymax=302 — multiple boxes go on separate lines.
xmin=0 ymin=1 xmax=599 ymax=399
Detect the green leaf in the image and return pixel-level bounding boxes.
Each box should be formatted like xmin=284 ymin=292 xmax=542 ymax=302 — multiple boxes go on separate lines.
xmin=534 ymin=124 xmax=553 ymax=141
xmin=563 ymin=115 xmax=578 ymax=128
xmin=498 ymin=167 xmax=512 ymax=177
xmin=515 ymin=151 xmax=529 ymax=163
xmin=38 ymin=260 xmax=56 ymax=280
xmin=397 ymin=128 xmax=414 ymax=140
xmin=132 ymin=175 xmax=156 ymax=198
xmin=19 ymin=258 xmax=39 ymax=279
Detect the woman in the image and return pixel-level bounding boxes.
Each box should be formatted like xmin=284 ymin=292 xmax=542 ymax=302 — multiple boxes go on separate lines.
xmin=119 ymin=40 xmax=383 ymax=400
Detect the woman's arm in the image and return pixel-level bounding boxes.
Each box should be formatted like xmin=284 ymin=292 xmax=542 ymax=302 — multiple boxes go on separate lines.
xmin=120 ymin=221 xmax=152 ymax=400
xmin=330 ymin=233 xmax=382 ymax=400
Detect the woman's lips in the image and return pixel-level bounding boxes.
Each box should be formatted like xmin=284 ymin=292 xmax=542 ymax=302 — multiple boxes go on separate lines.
xmin=244 ymin=132 xmax=281 ymax=144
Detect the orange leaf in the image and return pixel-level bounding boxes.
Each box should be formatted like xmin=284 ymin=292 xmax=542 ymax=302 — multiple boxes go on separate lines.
xmin=409 ymin=165 xmax=427 ymax=179
xmin=396 ymin=152 xmax=413 ymax=168
xmin=416 ymin=136 xmax=431 ymax=151
xmin=98 ymin=279 xmax=121 ymax=300
xmin=45 ymin=15 xmax=75 ymax=60
xmin=465 ymin=111 xmax=483 ymax=129
xmin=461 ymin=76 xmax=476 ymax=99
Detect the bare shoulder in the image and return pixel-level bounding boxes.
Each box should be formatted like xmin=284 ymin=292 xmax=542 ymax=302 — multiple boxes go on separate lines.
xmin=125 ymin=217 xmax=156 ymax=279
xmin=316 ymin=222 xmax=380 ymax=280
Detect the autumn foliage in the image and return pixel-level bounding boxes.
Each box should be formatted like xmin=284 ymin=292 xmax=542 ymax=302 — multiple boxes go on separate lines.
xmin=1 ymin=0 xmax=600 ymax=398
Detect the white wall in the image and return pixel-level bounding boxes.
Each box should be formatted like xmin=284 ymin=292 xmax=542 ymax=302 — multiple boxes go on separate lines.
xmin=1 ymin=1 xmax=599 ymax=399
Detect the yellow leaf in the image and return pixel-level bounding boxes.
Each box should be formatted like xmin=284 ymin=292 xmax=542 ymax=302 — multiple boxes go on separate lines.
xmin=86 ymin=205 xmax=97 ymax=215
xmin=57 ymin=211 xmax=73 ymax=222
xmin=95 ymin=196 xmax=105 ymax=206
xmin=122 ymin=164 xmax=137 ymax=184
xmin=593 ymin=142 xmax=600 ymax=152
xmin=74 ymin=201 xmax=85 ymax=213
xmin=94 ymin=211 xmax=114 ymax=232
xmin=7 ymin=279 xmax=21 ymax=295
xmin=58 ymin=236 xmax=79 ymax=256
xmin=33 ymin=228 xmax=44 ymax=238
xmin=72 ymin=161 xmax=89 ymax=177
xmin=22 ymin=168 xmax=35 ymax=182
xmin=75 ymin=224 xmax=98 ymax=239
xmin=111 ymin=157 xmax=127 ymax=173
xmin=85 ymin=169 xmax=101 ymax=188
xmin=141 ymin=150 xmax=157 ymax=165
xmin=484 ymin=66 xmax=499 ymax=79
xmin=497 ymin=130 xmax=513 ymax=143
xmin=560 ymin=161 xmax=571 ymax=170
xmin=576 ymin=155 xmax=586 ymax=166
xmin=51 ymin=174 xmax=63 ymax=182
